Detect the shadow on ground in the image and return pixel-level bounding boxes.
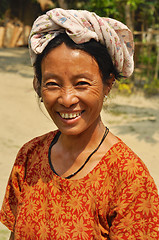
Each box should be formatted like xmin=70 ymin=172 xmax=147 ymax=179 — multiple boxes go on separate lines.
xmin=104 ymin=103 xmax=159 ymax=143
xmin=0 ymin=48 xmax=33 ymax=78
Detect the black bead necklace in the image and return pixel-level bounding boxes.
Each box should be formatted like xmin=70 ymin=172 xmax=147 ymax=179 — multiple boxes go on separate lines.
xmin=48 ymin=127 xmax=109 ymax=179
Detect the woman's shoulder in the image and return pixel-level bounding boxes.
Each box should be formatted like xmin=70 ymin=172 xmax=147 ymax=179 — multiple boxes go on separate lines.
xmin=24 ymin=130 xmax=58 ymax=148
xmin=103 ymin=136 xmax=153 ymax=182
xmin=106 ymin=137 xmax=144 ymax=167
xmin=98 ymin=137 xmax=159 ymax=197
xmin=15 ymin=130 xmax=58 ymax=164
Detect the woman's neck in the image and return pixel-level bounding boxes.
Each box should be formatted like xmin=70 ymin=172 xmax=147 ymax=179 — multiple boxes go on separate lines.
xmin=58 ymin=118 xmax=106 ymax=155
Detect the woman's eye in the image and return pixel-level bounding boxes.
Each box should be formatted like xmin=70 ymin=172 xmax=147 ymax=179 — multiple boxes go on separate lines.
xmin=45 ymin=82 xmax=59 ymax=87
xmin=76 ymin=81 xmax=90 ymax=86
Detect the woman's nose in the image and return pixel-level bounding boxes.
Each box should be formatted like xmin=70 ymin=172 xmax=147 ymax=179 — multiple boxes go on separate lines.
xmin=58 ymin=88 xmax=79 ymax=108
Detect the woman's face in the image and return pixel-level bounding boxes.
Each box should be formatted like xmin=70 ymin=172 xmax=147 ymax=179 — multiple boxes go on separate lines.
xmin=41 ymin=43 xmax=108 ymax=136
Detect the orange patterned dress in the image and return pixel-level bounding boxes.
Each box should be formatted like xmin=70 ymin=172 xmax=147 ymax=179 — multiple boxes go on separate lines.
xmin=0 ymin=131 xmax=159 ymax=239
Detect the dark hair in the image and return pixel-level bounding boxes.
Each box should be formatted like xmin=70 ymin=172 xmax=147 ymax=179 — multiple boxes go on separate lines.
xmin=34 ymin=32 xmax=121 ymax=96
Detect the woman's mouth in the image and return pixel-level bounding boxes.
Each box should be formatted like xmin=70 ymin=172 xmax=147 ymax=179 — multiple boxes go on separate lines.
xmin=58 ymin=111 xmax=83 ymax=119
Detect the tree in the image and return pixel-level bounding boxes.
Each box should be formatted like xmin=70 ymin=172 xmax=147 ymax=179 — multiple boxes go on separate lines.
xmin=84 ymin=0 xmax=159 ymax=31
xmin=37 ymin=0 xmax=54 ymax=11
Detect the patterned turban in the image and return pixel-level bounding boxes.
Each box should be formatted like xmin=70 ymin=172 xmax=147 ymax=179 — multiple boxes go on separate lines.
xmin=29 ymin=8 xmax=134 ymax=77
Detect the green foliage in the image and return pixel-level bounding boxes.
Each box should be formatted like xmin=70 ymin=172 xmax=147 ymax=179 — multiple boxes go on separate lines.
xmin=135 ymin=0 xmax=159 ymax=27
xmin=126 ymin=0 xmax=144 ymax=9
xmin=0 ymin=0 xmax=9 ymax=19
xmin=134 ymin=45 xmax=159 ymax=96
xmin=144 ymin=78 xmax=159 ymax=96
xmin=84 ymin=0 xmax=159 ymax=27
xmin=84 ymin=0 xmax=119 ymax=18
xmin=118 ymin=82 xmax=133 ymax=95
xmin=138 ymin=48 xmax=156 ymax=66
xmin=115 ymin=78 xmax=133 ymax=95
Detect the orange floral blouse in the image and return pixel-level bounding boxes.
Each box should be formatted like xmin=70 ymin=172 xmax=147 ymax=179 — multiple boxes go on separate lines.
xmin=0 ymin=131 xmax=159 ymax=239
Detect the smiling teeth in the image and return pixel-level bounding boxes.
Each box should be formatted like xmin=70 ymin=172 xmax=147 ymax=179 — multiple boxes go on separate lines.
xmin=60 ymin=112 xmax=81 ymax=119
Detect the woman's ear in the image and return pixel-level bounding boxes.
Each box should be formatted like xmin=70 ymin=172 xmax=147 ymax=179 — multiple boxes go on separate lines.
xmin=104 ymin=73 xmax=115 ymax=95
xmin=33 ymin=76 xmax=41 ymax=98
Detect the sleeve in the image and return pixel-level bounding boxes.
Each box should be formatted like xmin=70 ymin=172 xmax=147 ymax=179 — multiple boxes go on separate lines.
xmin=107 ymin=150 xmax=159 ymax=239
xmin=0 ymin=146 xmax=26 ymax=231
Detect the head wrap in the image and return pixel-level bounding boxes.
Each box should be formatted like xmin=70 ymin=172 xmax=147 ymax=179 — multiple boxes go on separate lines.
xmin=29 ymin=8 xmax=134 ymax=77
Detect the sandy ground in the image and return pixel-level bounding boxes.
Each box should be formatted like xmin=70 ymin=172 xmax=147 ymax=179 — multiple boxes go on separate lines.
xmin=0 ymin=48 xmax=159 ymax=235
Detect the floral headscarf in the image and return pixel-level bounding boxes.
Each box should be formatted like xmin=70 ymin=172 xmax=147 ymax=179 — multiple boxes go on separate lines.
xmin=29 ymin=8 xmax=134 ymax=77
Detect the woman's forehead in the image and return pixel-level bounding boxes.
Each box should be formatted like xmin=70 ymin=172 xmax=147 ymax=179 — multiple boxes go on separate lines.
xmin=41 ymin=44 xmax=102 ymax=81
xmin=42 ymin=43 xmax=98 ymax=67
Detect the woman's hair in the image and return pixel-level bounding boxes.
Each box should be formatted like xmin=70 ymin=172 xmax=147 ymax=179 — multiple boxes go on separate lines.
xmin=34 ymin=32 xmax=121 ymax=97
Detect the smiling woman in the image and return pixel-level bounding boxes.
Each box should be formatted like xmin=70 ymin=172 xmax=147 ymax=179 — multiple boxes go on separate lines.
xmin=40 ymin=41 xmax=110 ymax=136
xmin=0 ymin=8 xmax=159 ymax=240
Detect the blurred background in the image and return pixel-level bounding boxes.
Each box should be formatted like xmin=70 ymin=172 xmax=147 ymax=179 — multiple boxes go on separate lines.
xmin=0 ymin=0 xmax=159 ymax=95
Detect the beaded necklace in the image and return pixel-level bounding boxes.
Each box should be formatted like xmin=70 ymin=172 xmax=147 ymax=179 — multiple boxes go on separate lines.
xmin=48 ymin=127 xmax=109 ymax=179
